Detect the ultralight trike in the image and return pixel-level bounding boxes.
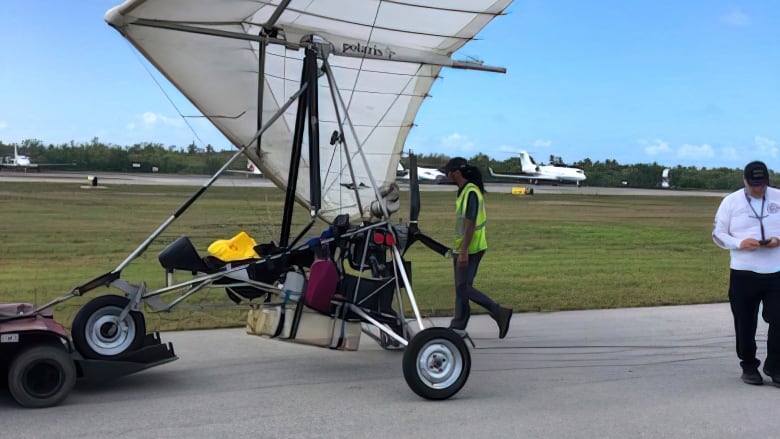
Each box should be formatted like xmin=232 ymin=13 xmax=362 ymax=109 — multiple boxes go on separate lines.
xmin=8 ymin=0 xmax=511 ymax=401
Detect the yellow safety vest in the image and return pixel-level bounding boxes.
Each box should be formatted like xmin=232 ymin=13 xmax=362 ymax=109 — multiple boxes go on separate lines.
xmin=455 ymin=182 xmax=487 ymax=254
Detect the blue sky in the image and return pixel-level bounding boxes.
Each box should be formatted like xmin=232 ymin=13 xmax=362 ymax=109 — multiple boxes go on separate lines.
xmin=1 ymin=1 xmax=778 ymax=168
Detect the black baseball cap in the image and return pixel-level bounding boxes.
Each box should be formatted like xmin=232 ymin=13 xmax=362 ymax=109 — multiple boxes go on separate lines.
xmin=439 ymin=157 xmax=467 ymax=173
xmin=744 ymin=161 xmax=770 ymax=186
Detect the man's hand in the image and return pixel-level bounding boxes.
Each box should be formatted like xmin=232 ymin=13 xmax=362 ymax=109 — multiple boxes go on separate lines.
xmin=740 ymin=238 xmax=773 ymax=251
xmin=763 ymin=237 xmax=780 ymax=248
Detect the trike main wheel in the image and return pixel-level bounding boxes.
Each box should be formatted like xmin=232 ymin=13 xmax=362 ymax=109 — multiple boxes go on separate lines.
xmin=72 ymin=295 xmax=146 ymax=360
xmin=8 ymin=344 xmax=76 ymax=408
xmin=402 ymin=327 xmax=471 ymax=400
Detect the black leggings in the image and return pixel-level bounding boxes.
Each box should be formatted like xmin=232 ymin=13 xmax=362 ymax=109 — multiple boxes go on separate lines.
xmin=450 ymin=250 xmax=499 ymax=329
xmin=728 ymin=269 xmax=780 ymax=371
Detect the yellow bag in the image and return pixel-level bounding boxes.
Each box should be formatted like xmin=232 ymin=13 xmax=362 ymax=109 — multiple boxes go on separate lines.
xmin=207 ymin=231 xmax=260 ymax=261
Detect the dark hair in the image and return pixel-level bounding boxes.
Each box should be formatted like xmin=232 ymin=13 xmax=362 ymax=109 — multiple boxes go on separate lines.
xmin=461 ymin=165 xmax=485 ymax=193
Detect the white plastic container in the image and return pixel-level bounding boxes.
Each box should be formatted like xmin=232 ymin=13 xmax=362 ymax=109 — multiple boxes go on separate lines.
xmin=282 ymin=271 xmax=305 ymax=302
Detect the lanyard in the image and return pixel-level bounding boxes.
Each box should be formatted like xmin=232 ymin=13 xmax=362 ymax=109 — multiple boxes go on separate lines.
xmin=745 ymin=190 xmax=767 ymax=241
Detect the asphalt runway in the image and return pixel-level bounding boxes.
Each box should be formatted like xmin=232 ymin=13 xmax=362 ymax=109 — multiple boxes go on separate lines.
xmin=2 ymin=304 xmax=778 ymax=438
xmin=0 ymin=170 xmax=725 ymax=197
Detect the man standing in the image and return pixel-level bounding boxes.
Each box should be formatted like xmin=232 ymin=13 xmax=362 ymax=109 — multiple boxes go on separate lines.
xmin=440 ymin=157 xmax=512 ymax=338
xmin=713 ymin=160 xmax=780 ymax=385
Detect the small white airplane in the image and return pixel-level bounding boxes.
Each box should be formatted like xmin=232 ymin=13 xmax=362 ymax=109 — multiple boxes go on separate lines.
xmin=226 ymin=160 xmax=264 ymax=177
xmin=661 ymin=168 xmax=671 ymax=189
xmin=0 ymin=145 xmax=74 ymax=172
xmin=396 ymin=163 xmax=448 ymax=183
xmin=489 ymin=150 xmax=586 ymax=186
xmin=1 ymin=145 xmax=36 ymax=170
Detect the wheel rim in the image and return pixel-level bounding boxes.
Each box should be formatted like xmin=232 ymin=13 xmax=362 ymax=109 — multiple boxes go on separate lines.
xmin=415 ymin=338 xmax=463 ymax=390
xmin=23 ymin=360 xmax=64 ymax=399
xmin=84 ymin=305 xmax=136 ymax=356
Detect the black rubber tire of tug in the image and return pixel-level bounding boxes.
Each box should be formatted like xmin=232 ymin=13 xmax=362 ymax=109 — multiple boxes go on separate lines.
xmin=72 ymin=295 xmax=146 ymax=360
xmin=8 ymin=344 xmax=76 ymax=408
xmin=402 ymin=327 xmax=471 ymax=400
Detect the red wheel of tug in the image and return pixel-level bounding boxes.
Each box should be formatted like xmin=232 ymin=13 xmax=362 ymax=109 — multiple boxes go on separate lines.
xmin=402 ymin=327 xmax=471 ymax=400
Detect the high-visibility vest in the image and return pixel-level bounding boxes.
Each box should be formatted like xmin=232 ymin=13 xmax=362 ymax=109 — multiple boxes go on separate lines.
xmin=455 ymin=182 xmax=487 ymax=254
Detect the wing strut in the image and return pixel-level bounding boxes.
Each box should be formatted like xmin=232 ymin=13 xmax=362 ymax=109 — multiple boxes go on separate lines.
xmin=320 ymin=57 xmax=364 ymax=216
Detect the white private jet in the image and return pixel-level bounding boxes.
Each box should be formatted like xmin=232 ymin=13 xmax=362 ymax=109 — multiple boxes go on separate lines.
xmin=397 ymin=163 xmax=448 ymax=184
xmin=1 ymin=145 xmax=37 ymax=171
xmin=0 ymin=145 xmax=74 ymax=172
xmin=661 ymin=168 xmax=671 ymax=189
xmin=489 ymin=150 xmax=586 ymax=186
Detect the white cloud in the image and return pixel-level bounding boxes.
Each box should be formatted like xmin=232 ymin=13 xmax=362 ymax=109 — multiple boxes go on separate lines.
xmin=722 ymin=9 xmax=750 ymax=26
xmin=755 ymin=136 xmax=778 ymax=158
xmin=126 ymin=112 xmax=186 ymax=134
xmin=533 ymin=139 xmax=552 ymax=149
xmin=442 ymin=132 xmax=464 ymax=145
xmin=0 ymin=121 xmax=7 ymax=130
xmin=139 ymin=112 xmax=184 ymax=128
xmin=678 ymin=143 xmax=714 ymax=159
xmin=640 ymin=139 xmax=672 ymax=156
xmin=441 ymin=132 xmax=475 ymax=152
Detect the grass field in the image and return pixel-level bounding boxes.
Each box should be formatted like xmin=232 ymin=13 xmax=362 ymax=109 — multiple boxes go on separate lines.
xmin=0 ymin=181 xmax=729 ymax=331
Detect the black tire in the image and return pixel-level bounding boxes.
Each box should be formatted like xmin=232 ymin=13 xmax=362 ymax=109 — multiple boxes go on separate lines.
xmin=72 ymin=295 xmax=146 ymax=360
xmin=8 ymin=345 xmax=76 ymax=408
xmin=402 ymin=327 xmax=471 ymax=400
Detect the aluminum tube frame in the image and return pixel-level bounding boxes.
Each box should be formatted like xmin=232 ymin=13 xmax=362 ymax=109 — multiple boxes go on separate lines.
xmin=129 ymin=19 xmax=507 ymax=73
xmin=320 ymin=58 xmax=364 ymax=215
xmin=344 ymin=304 xmax=408 ymax=347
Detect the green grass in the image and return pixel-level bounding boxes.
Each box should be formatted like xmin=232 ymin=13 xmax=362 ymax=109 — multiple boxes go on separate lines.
xmin=0 ymin=182 xmax=728 ymax=331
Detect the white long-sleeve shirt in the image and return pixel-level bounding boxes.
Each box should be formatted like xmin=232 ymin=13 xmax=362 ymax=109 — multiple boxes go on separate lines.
xmin=713 ymin=186 xmax=780 ymax=273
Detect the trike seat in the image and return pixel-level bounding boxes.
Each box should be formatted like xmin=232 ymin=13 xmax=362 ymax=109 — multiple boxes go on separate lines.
xmin=158 ymin=236 xmax=280 ymax=302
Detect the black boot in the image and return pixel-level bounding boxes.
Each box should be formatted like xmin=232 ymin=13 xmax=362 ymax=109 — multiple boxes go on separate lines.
xmin=494 ymin=306 xmax=513 ymax=339
xmin=741 ymin=367 xmax=763 ymax=385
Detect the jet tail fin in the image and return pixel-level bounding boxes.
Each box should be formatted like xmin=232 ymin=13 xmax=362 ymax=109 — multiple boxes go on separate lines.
xmin=517 ymin=150 xmax=537 ymax=173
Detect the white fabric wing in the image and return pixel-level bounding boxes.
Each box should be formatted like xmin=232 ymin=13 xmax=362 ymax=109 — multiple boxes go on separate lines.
xmin=106 ymin=0 xmax=511 ymax=221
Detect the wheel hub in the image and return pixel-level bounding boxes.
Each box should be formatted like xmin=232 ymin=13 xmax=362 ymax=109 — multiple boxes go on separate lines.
xmin=85 ymin=306 xmax=136 ymax=356
xmin=23 ymin=360 xmax=64 ymax=398
xmin=417 ymin=340 xmax=463 ymax=389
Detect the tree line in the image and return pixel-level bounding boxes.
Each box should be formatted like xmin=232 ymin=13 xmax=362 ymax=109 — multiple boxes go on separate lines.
xmin=1 ymin=138 xmax=754 ymax=191
xmin=1 ymin=138 xmax=232 ymax=174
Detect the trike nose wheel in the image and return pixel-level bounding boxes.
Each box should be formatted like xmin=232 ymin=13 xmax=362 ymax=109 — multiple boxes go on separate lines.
xmin=402 ymin=327 xmax=471 ymax=400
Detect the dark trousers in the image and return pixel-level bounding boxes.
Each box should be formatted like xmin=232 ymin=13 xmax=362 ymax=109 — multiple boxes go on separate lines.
xmin=728 ymin=269 xmax=780 ymax=372
xmin=450 ymin=250 xmax=499 ymax=329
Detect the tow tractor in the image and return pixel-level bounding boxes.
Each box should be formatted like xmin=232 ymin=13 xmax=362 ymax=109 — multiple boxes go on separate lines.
xmin=1 ymin=302 xmax=176 ymax=408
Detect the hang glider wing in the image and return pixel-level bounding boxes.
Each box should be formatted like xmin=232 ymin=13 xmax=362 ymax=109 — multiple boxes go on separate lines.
xmin=106 ymin=0 xmax=512 ymax=221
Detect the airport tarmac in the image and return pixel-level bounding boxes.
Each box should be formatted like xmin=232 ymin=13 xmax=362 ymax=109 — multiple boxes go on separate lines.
xmin=0 ymin=170 xmax=726 ymax=197
xmin=1 ymin=303 xmax=778 ymax=438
